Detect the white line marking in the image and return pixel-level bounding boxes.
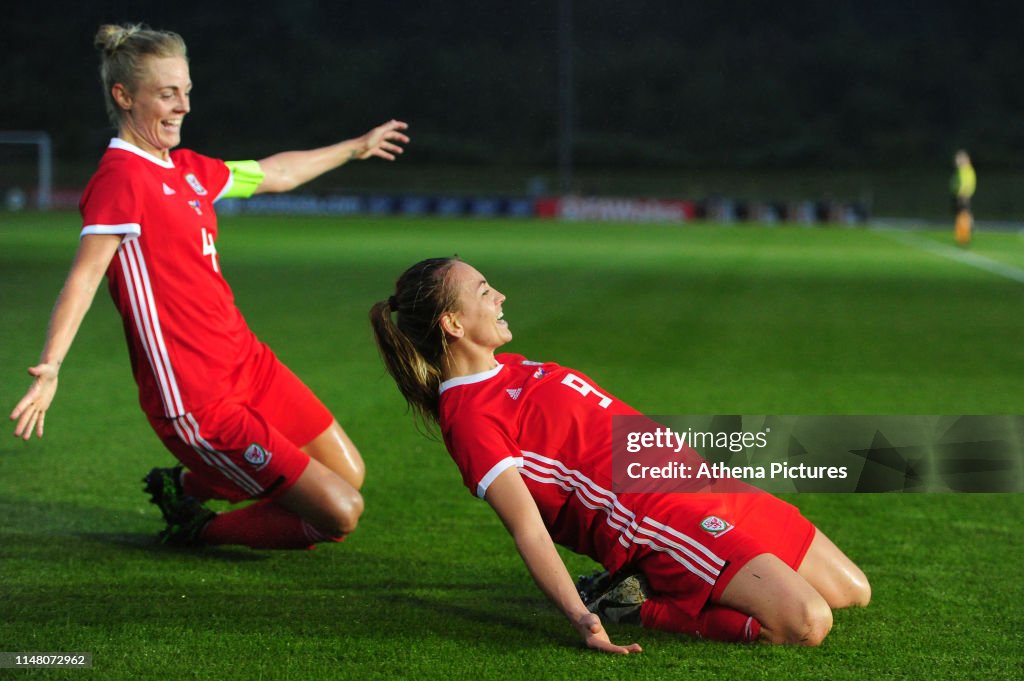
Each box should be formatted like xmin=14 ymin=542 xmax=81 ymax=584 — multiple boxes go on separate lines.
xmin=874 ymin=226 xmax=1024 ymax=284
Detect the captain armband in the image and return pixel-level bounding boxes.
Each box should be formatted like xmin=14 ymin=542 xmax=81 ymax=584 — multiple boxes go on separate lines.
xmin=221 ymin=160 xmax=266 ymax=199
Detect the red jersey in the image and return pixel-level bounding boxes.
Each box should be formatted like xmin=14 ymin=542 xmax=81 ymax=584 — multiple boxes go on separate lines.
xmin=79 ymin=139 xmax=257 ymax=418
xmin=440 ymin=353 xmax=663 ymax=574
xmin=440 ymin=353 xmax=815 ymax=613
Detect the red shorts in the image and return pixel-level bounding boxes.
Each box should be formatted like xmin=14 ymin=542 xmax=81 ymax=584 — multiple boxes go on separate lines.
xmin=631 ymin=491 xmax=816 ymax=618
xmin=148 ymin=343 xmax=333 ymax=503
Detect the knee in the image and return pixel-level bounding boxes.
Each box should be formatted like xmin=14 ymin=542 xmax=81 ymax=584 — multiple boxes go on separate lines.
xmin=851 ymin=576 xmax=872 ymax=608
xmin=348 ymin=458 xmax=366 ymax=491
xmin=835 ymin=571 xmax=872 ymax=608
xmin=321 ymin=489 xmax=364 ymax=537
xmin=794 ymin=600 xmax=833 ymax=647
xmin=776 ymin=599 xmax=833 ymax=647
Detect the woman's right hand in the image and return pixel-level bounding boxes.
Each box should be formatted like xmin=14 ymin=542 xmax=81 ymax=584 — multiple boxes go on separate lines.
xmin=574 ymin=612 xmax=643 ymax=655
xmin=10 ymin=363 xmax=60 ymax=440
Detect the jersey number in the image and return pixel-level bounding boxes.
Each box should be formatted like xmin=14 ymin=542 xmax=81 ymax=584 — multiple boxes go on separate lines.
xmin=201 ymin=227 xmax=219 ymax=273
xmin=561 ymin=373 xmax=612 ymax=408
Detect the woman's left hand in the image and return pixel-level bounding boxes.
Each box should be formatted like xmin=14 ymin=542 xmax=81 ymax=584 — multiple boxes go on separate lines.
xmin=355 ymin=119 xmax=410 ymax=161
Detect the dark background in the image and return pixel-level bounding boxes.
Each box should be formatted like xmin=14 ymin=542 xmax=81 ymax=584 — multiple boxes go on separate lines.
xmin=3 ymin=1 xmax=1023 ymax=205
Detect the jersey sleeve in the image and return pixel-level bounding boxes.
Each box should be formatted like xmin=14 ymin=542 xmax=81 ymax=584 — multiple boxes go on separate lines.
xmin=445 ymin=412 xmax=522 ymax=499
xmin=79 ymin=164 xmax=143 ymax=240
xmin=218 ymin=160 xmax=265 ymax=200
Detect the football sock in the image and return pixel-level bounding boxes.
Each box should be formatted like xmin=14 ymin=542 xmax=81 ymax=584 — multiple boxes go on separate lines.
xmin=200 ymin=499 xmax=345 ymax=550
xmin=641 ymin=599 xmax=761 ymax=642
xmin=955 ymin=210 xmax=972 ymax=246
xmin=181 ymin=470 xmax=225 ymax=502
xmin=697 ymin=604 xmax=761 ymax=642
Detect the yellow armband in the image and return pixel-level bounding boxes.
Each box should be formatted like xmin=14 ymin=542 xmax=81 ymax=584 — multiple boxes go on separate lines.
xmin=221 ymin=160 xmax=265 ymax=199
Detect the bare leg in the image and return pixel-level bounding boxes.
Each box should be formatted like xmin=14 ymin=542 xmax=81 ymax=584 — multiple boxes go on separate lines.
xmin=276 ymin=457 xmax=364 ymax=537
xmin=301 ymin=419 xmax=365 ymax=490
xmin=252 ymin=420 xmax=365 ymax=540
xmin=797 ymin=530 xmax=871 ymax=608
xmin=716 ymin=553 xmax=833 ymax=646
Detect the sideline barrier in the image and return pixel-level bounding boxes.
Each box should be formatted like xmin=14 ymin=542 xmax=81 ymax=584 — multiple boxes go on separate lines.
xmin=217 ymin=193 xmax=870 ymax=224
xmin=17 ymin=188 xmax=869 ymax=225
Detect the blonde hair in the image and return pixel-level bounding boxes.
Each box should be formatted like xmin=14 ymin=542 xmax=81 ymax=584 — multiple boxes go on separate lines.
xmin=369 ymin=258 xmax=462 ymax=426
xmin=94 ymin=23 xmax=188 ymax=127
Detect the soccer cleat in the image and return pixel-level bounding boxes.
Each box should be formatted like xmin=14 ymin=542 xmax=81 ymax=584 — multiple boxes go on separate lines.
xmin=577 ymin=569 xmax=650 ymax=625
xmin=143 ymin=466 xmax=185 ymax=523
xmin=576 ymin=569 xmax=615 ymax=603
xmin=157 ymin=496 xmax=216 ymax=547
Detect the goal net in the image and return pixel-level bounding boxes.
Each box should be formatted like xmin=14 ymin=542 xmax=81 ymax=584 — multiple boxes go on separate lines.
xmin=0 ymin=131 xmax=53 ymax=210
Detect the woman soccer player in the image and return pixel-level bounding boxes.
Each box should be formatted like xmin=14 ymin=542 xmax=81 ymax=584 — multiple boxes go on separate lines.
xmin=369 ymin=257 xmax=870 ymax=653
xmin=10 ymin=23 xmax=409 ymax=550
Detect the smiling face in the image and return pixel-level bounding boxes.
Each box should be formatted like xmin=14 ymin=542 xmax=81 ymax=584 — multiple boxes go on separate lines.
xmin=113 ymin=56 xmax=191 ymax=160
xmin=443 ymin=261 xmax=513 ymax=354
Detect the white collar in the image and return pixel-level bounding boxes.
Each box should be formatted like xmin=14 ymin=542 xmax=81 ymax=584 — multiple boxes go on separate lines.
xmin=439 ymin=363 xmax=504 ymax=394
xmin=108 ymin=138 xmax=175 ymax=169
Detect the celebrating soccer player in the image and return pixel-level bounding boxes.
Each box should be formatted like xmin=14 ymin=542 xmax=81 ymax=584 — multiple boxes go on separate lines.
xmin=369 ymin=258 xmax=870 ymax=652
xmin=10 ymin=23 xmax=409 ymax=550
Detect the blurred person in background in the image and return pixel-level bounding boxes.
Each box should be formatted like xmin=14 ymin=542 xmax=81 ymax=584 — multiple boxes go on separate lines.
xmin=10 ymin=23 xmax=409 ymax=551
xmin=951 ymin=149 xmax=976 ymax=246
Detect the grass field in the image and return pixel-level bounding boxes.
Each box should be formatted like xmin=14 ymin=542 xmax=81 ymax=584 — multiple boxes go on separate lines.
xmin=1 ymin=212 xmax=1022 ymax=680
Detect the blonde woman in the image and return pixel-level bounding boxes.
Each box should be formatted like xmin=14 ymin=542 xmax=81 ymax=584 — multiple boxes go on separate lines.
xmin=11 ymin=23 xmax=409 ymax=550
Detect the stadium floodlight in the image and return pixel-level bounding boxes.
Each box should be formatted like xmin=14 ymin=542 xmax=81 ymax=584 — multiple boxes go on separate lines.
xmin=0 ymin=131 xmax=53 ymax=210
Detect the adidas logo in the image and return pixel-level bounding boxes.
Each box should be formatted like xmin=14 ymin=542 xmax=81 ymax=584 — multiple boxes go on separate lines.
xmin=506 ymin=388 xmax=522 ymax=400
xmin=162 ymin=183 xmax=176 ymax=195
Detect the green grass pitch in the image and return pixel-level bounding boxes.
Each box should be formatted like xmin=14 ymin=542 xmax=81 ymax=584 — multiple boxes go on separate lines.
xmin=1 ymin=213 xmax=1022 ymax=680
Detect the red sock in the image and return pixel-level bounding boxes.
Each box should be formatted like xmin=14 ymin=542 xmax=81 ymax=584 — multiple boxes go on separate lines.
xmin=201 ymin=500 xmax=345 ymax=550
xmin=641 ymin=599 xmax=761 ymax=642
xmin=697 ymin=605 xmax=761 ymax=642
xmin=182 ymin=470 xmax=224 ymax=502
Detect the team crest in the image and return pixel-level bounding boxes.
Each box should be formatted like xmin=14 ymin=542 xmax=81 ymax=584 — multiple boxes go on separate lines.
xmin=699 ymin=515 xmax=734 ymax=538
xmin=243 ymin=443 xmax=272 ymax=469
xmin=184 ymin=173 xmax=208 ymax=195
xmin=532 ymin=368 xmax=547 ymax=379
xmin=188 ymin=199 xmax=203 ymax=215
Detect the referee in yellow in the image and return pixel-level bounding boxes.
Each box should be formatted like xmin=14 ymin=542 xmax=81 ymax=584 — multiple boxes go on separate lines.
xmin=950 ymin=149 xmax=976 ymax=246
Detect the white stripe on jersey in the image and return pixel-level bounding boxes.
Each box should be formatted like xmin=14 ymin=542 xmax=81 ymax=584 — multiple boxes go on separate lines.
xmin=631 ymin=526 xmax=722 ymax=584
xmin=118 ymin=238 xmax=185 ymax=417
xmin=641 ymin=516 xmax=727 ymax=567
xmin=520 ymin=456 xmax=635 ymax=532
xmin=173 ymin=414 xmax=263 ymax=497
xmin=630 ymin=534 xmax=717 ymax=585
xmin=517 ymin=450 xmax=724 ymax=585
xmin=522 ymin=451 xmax=637 ymax=528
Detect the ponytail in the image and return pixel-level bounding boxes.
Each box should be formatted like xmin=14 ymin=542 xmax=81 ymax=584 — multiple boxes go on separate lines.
xmin=369 ymin=258 xmax=460 ymax=426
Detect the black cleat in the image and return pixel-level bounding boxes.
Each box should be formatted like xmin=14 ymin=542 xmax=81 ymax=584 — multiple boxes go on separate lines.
xmin=158 ymin=496 xmax=216 ymax=547
xmin=143 ymin=466 xmax=185 ymax=523
xmin=576 ymin=569 xmax=615 ymax=602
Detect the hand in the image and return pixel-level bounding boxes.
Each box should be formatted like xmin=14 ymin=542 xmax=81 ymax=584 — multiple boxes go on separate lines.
xmin=10 ymin=363 xmax=60 ymax=440
xmin=574 ymin=612 xmax=643 ymax=655
xmin=355 ymin=119 xmax=410 ymax=161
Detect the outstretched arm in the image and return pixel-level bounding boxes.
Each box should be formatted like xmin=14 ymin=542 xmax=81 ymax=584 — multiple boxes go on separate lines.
xmin=254 ymin=119 xmax=410 ymax=194
xmin=10 ymin=233 xmax=122 ymax=439
xmin=485 ymin=467 xmax=643 ymax=655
